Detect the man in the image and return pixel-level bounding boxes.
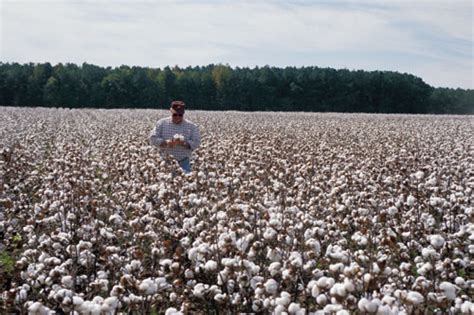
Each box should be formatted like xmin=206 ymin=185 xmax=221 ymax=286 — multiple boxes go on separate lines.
xmin=149 ymin=100 xmax=201 ymax=173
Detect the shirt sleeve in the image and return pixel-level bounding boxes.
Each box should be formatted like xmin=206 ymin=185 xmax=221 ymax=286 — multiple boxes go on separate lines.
xmin=149 ymin=120 xmax=165 ymax=147
xmin=187 ymin=124 xmax=201 ymax=151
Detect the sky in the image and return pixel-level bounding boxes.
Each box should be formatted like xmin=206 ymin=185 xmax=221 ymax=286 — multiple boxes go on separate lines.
xmin=1 ymin=0 xmax=472 ymax=89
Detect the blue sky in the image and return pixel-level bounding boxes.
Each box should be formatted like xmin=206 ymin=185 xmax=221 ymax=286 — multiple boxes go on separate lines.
xmin=1 ymin=0 xmax=472 ymax=89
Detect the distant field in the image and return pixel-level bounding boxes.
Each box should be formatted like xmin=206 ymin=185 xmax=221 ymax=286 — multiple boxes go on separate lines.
xmin=1 ymin=107 xmax=473 ymax=314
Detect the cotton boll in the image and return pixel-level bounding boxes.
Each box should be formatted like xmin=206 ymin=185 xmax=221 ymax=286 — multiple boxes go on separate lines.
xmin=128 ymin=293 xmax=143 ymax=303
xmin=30 ymin=302 xmax=52 ymax=315
xmin=358 ymin=298 xmax=369 ymax=312
xmin=28 ymin=302 xmax=44 ymax=313
xmin=343 ymin=263 xmax=361 ymax=277
xmin=381 ymin=295 xmax=396 ymax=306
xmin=460 ymin=301 xmax=474 ymax=313
xmin=108 ymin=214 xmax=123 ymax=225
xmin=274 ymin=304 xmax=286 ymax=315
xmin=464 ymin=207 xmax=473 ymax=216
xmin=329 ymin=263 xmax=345 ymax=273
xmin=417 ymin=263 xmax=433 ymax=276
xmin=221 ymin=258 xmax=235 ymax=267
xmin=383 ymin=176 xmax=394 ymax=184
xmin=231 ymin=293 xmax=242 ymax=305
xmin=343 ymin=278 xmax=355 ymax=293
xmin=305 ymin=238 xmax=321 ymax=255
xmin=252 ymin=299 xmax=264 ymax=312
xmin=288 ymin=302 xmax=304 ymax=314
xmin=376 ymin=305 xmax=391 ymax=315
xmin=336 ymin=310 xmax=350 ymax=315
xmin=169 ymin=262 xmax=180 ymax=273
xmin=282 ymin=268 xmax=293 ymax=281
xmin=72 ymin=296 xmax=84 ymax=307
xmin=214 ymin=293 xmax=227 ymax=303
xmin=155 ymin=277 xmax=169 ymax=290
xmin=351 ymin=232 xmax=368 ymax=246
xmin=276 ymin=291 xmax=291 ymax=306
xmin=255 ymin=286 xmax=265 ymax=296
xmin=101 ymin=296 xmax=119 ymax=312
xmin=236 ymin=237 xmax=249 ymax=252
xmin=414 ymin=171 xmax=425 ymax=180
xmin=38 ymin=252 xmax=49 ymax=263
xmin=99 ymin=228 xmax=115 ymax=240
xmin=66 ymin=212 xmax=77 ymax=221
xmin=193 ymin=283 xmax=207 ymax=298
xmin=248 ymin=276 xmax=263 ymax=291
xmin=44 ymin=257 xmax=61 ymax=266
xmin=330 ymin=283 xmax=347 ymax=298
xmin=407 ymin=195 xmax=416 ymax=206
xmin=269 ymin=262 xmax=281 ymax=276
xmin=363 ymin=273 xmax=372 ymax=285
xmin=366 ymin=298 xmax=381 ymax=313
xmin=263 ymin=227 xmax=278 ymax=240
xmin=160 ymin=259 xmax=173 ymax=267
xmin=307 ymin=280 xmax=317 ymax=291
xmin=188 ymin=247 xmax=198 ymax=261
xmin=266 ymin=248 xmax=282 ymax=262
xmin=439 ymin=282 xmax=458 ymax=300
xmin=139 ymin=278 xmax=158 ymax=295
xmin=454 ymin=277 xmax=465 ymax=288
xmin=92 ymin=296 xmax=104 ymax=305
xmin=205 ymin=260 xmax=218 ymax=272
xmin=406 ymin=291 xmax=424 ymax=305
xmin=289 ymin=252 xmax=303 ymax=267
xmin=97 ymin=271 xmax=108 ymax=280
xmin=86 ymin=302 xmax=102 ymax=315
xmin=260 ymin=297 xmax=270 ymax=309
xmin=429 ymin=235 xmax=445 ymax=249
xmin=400 ymin=262 xmax=411 ymax=271
xmin=316 ymin=294 xmax=328 ymax=306
xmin=250 ymin=263 xmax=261 ymax=275
xmin=35 ymin=275 xmax=46 ymax=287
xmin=269 ymin=218 xmax=282 ymax=229
xmin=110 ymin=285 xmax=125 ymax=297
xmin=311 ymin=285 xmax=320 ymax=298
xmin=165 ymin=307 xmax=183 ymax=315
xmin=198 ymin=243 xmax=211 ymax=254
xmin=372 ymin=263 xmax=380 ymax=274
xmin=317 ymin=276 xmax=335 ymax=289
xmin=126 ymin=260 xmax=141 ymax=273
xmin=323 ymin=303 xmax=343 ymax=313
xmin=358 ymin=297 xmax=380 ymax=313
xmin=264 ymin=279 xmax=278 ymax=295
xmin=387 ymin=206 xmax=398 ymax=215
xmin=61 ymin=275 xmax=74 ymax=288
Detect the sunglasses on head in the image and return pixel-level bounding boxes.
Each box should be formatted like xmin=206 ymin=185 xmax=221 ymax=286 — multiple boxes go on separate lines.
xmin=173 ymin=113 xmax=183 ymax=117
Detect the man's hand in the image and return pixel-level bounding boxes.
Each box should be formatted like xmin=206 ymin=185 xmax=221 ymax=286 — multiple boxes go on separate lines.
xmin=161 ymin=139 xmax=190 ymax=148
xmin=175 ymin=139 xmax=191 ymax=148
xmin=161 ymin=139 xmax=177 ymax=147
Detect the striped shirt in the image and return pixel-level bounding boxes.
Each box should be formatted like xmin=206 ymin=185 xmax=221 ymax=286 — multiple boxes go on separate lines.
xmin=149 ymin=117 xmax=201 ymax=161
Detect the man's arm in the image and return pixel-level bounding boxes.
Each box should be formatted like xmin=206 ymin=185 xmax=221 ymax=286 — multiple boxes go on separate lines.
xmin=149 ymin=120 xmax=165 ymax=147
xmin=186 ymin=124 xmax=201 ymax=150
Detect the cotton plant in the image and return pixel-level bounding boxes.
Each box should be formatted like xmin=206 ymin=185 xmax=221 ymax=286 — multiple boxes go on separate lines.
xmin=0 ymin=107 xmax=472 ymax=313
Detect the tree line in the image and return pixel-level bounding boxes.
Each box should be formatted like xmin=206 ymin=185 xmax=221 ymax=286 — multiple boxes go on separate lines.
xmin=0 ymin=62 xmax=472 ymax=114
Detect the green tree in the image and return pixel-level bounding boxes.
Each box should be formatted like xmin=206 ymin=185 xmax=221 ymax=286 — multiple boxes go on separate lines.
xmin=0 ymin=61 xmax=472 ymax=114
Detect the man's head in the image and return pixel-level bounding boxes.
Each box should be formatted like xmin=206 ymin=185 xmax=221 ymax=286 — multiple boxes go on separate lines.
xmin=170 ymin=100 xmax=185 ymax=123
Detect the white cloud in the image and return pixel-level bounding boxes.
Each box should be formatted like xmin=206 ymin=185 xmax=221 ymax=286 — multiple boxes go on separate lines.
xmin=0 ymin=0 xmax=472 ymax=88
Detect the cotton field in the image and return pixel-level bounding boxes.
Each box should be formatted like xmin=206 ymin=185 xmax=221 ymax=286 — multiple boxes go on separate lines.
xmin=0 ymin=107 xmax=473 ymax=314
